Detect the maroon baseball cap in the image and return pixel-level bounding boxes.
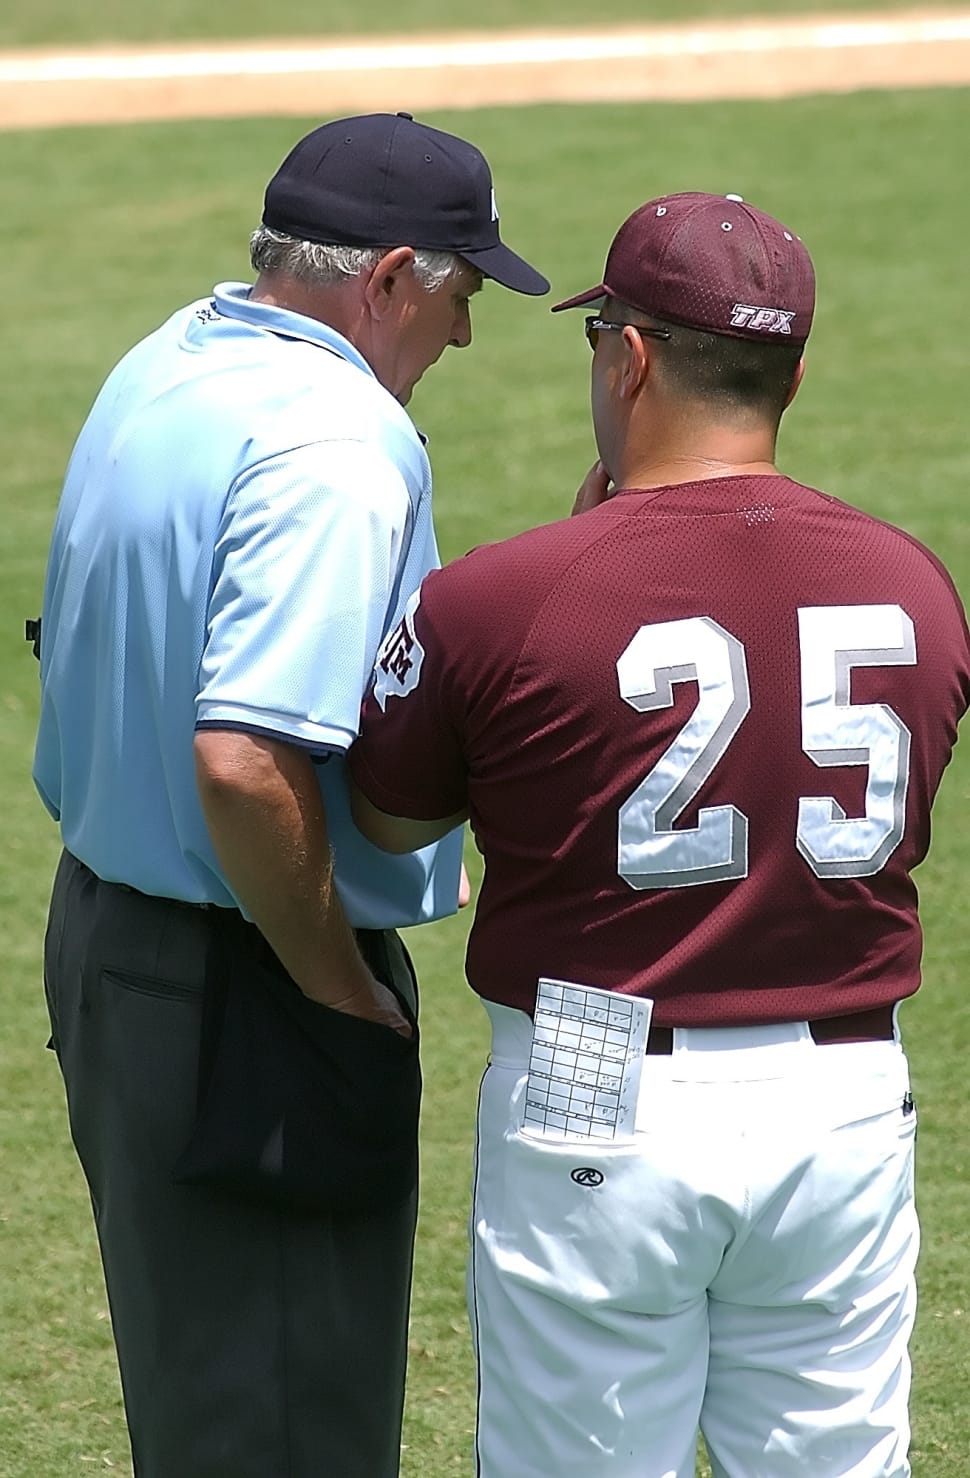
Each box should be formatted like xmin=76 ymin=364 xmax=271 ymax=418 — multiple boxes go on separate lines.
xmin=552 ymin=192 xmax=815 ymax=345
xmin=263 ymin=112 xmax=549 ymax=296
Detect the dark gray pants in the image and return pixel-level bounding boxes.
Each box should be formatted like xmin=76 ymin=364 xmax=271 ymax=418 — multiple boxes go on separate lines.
xmin=44 ymin=850 xmax=418 ymax=1478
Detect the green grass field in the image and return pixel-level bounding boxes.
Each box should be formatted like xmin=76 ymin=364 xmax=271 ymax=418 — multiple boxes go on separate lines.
xmin=2 ymin=59 xmax=969 ymax=1478
xmin=4 ymin=0 xmax=969 ymax=47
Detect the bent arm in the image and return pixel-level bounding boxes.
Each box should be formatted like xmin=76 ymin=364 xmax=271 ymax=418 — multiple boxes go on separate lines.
xmin=195 ymin=728 xmax=410 ymax=1033
xmin=349 ymin=779 xmax=467 ymax=855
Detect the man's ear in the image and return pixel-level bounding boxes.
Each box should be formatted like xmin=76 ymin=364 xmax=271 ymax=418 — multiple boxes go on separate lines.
xmin=783 ymin=356 xmax=806 ymax=409
xmin=618 ymin=326 xmax=650 ymax=401
xmin=363 ymin=246 xmax=416 ymax=321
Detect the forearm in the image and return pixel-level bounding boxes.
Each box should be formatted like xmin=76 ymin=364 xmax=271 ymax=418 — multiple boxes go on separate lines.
xmin=195 ymin=730 xmax=384 ymax=1012
xmin=349 ymin=778 xmax=467 ymax=854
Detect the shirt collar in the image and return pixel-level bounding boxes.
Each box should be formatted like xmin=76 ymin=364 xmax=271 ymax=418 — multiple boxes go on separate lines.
xmin=212 ymin=281 xmax=376 ymax=380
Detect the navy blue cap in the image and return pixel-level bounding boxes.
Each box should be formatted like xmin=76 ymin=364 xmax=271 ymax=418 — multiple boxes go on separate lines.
xmin=262 ymin=112 xmax=549 ymax=296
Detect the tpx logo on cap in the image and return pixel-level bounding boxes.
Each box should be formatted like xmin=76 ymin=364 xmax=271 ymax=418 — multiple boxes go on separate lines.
xmin=730 ymin=303 xmax=796 ymax=335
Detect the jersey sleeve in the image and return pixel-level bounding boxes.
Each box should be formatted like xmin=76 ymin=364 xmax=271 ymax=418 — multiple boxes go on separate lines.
xmin=196 ymin=439 xmax=412 ymax=752
xmin=349 ymin=570 xmax=469 ymax=819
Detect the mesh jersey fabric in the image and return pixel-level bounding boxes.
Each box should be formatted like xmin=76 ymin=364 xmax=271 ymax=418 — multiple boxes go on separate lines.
xmin=350 ymin=474 xmax=970 ymax=1021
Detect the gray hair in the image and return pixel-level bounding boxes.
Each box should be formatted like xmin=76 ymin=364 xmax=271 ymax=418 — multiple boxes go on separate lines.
xmin=250 ymin=225 xmax=464 ymax=293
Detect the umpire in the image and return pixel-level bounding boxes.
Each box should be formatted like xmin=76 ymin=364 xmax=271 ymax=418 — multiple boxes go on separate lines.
xmin=31 ymin=112 xmax=547 ymax=1477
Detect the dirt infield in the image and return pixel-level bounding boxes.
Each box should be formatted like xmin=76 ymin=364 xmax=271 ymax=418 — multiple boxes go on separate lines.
xmin=1 ymin=7 xmax=969 ymax=130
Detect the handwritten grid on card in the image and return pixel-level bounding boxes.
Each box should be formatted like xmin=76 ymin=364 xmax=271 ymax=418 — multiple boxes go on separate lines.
xmin=523 ymin=979 xmax=650 ymax=1142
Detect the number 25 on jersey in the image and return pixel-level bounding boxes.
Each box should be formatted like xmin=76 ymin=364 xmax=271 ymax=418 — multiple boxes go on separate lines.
xmin=617 ymin=604 xmax=916 ymax=889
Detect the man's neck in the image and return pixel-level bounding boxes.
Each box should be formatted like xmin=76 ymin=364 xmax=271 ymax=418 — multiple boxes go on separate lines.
xmin=618 ymin=454 xmax=780 ymax=490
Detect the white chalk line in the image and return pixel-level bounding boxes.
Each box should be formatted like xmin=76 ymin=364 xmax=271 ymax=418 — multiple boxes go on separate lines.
xmin=4 ymin=14 xmax=970 ymax=85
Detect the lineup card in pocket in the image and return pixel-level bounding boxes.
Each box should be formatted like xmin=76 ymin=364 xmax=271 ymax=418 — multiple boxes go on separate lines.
xmin=523 ymin=979 xmax=654 ymax=1142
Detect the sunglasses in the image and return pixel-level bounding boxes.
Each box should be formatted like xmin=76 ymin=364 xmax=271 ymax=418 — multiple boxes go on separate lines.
xmin=584 ymin=316 xmax=672 ymax=351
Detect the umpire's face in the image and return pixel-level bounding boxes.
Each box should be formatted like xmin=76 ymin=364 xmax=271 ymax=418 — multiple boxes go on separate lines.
xmin=368 ymin=251 xmax=482 ymax=405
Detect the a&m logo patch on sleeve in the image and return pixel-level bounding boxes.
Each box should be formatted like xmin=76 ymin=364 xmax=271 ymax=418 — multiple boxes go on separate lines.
xmin=373 ymin=590 xmax=426 ymax=711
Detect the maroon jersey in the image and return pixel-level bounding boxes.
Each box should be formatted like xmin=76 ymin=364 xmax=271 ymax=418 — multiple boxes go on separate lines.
xmin=350 ymin=476 xmax=970 ymax=1023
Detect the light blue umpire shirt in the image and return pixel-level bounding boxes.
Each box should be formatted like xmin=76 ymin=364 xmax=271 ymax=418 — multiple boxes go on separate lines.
xmin=33 ymin=282 xmax=462 ymax=927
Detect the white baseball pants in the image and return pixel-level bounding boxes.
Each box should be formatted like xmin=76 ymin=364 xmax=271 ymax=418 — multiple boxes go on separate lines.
xmin=470 ymin=1003 xmax=918 ymax=1478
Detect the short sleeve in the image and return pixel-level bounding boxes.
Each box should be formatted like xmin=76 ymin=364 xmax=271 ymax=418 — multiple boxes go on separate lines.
xmin=196 ymin=439 xmax=412 ymax=751
xmin=349 ymin=577 xmax=469 ymax=818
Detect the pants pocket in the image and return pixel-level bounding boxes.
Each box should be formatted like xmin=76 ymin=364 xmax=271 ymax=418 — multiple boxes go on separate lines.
xmin=172 ymin=936 xmax=421 ymax=1216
